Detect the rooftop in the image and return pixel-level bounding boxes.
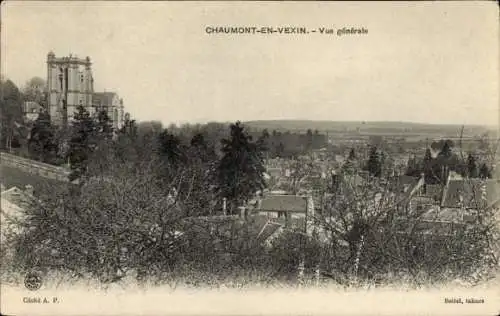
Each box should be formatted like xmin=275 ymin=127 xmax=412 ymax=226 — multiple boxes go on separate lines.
xmin=259 ymin=194 xmax=308 ymax=213
xmin=441 ymin=178 xmax=500 ymax=209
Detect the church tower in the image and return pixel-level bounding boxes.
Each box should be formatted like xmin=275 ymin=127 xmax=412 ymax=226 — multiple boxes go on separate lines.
xmin=47 ymin=52 xmax=95 ymax=126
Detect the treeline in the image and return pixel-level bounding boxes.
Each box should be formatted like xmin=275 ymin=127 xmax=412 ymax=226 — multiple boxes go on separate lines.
xmin=257 ymin=129 xmax=328 ymax=158
xmin=0 ymin=77 xmax=47 ymax=152
xmin=27 ymin=105 xmax=267 ymax=216
xmin=405 ymin=139 xmax=494 ymax=184
xmin=5 ymin=106 xmax=280 ymax=284
xmin=152 ymin=125 xmax=329 ymax=159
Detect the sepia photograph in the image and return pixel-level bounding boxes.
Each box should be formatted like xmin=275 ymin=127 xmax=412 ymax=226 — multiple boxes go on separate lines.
xmin=1 ymin=1 xmax=499 ymax=315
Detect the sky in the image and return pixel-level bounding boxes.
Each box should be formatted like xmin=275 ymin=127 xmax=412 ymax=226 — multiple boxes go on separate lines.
xmin=1 ymin=1 xmax=498 ymax=127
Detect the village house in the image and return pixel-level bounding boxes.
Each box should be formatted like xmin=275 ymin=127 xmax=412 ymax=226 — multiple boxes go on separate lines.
xmin=440 ymin=178 xmax=500 ymax=211
xmin=23 ymin=101 xmax=44 ymax=122
xmin=253 ymin=194 xmax=314 ymax=230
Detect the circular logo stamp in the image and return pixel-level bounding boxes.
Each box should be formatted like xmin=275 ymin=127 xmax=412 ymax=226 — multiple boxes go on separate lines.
xmin=24 ymin=271 xmax=43 ymax=291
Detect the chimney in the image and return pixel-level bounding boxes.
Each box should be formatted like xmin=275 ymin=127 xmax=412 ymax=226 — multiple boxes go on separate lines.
xmin=222 ymin=197 xmax=227 ymax=216
xmin=25 ymin=184 xmax=34 ymax=196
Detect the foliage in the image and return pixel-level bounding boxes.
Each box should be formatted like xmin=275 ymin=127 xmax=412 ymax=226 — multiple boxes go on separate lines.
xmin=1 ymin=79 xmax=24 ymax=150
xmin=4 ymin=118 xmax=499 ymax=288
xmin=21 ymin=77 xmax=47 ymax=106
xmin=157 ymin=129 xmax=187 ymax=179
xmin=467 ymin=153 xmax=479 ymax=178
xmin=342 ymin=148 xmax=358 ymax=175
xmin=313 ymin=172 xmax=499 ymax=285
xmin=217 ymin=121 xmax=266 ymax=213
xmin=95 ymin=110 xmax=114 ymax=141
xmin=66 ymin=106 xmax=98 ymax=181
xmin=406 ymin=139 xmax=495 ymax=182
xmin=366 ymin=146 xmax=382 ymax=177
xmin=27 ymin=111 xmax=58 ymax=163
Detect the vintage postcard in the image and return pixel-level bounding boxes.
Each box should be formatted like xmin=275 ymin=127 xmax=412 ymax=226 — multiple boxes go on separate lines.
xmin=1 ymin=1 xmax=499 ymax=315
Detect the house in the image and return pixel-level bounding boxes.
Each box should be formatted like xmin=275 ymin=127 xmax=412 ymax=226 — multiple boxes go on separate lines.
xmin=255 ymin=194 xmax=314 ymax=229
xmin=395 ymin=206 xmax=474 ymax=237
xmin=421 ymin=183 xmax=443 ymax=202
xmin=177 ymin=213 xmax=284 ymax=255
xmin=389 ymin=175 xmax=420 ymax=194
xmin=394 ymin=176 xmax=500 ymax=237
xmin=23 ymin=101 xmax=44 ymax=122
xmin=92 ymin=92 xmax=125 ymax=130
xmin=441 ymin=178 xmax=500 ymax=210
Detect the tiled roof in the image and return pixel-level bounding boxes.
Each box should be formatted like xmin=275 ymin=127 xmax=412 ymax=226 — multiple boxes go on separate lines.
xmin=389 ymin=175 xmax=419 ymax=192
xmin=441 ymin=179 xmax=500 ymax=209
xmin=259 ymin=195 xmax=308 ymax=213
xmin=423 ymin=184 xmax=443 ymax=199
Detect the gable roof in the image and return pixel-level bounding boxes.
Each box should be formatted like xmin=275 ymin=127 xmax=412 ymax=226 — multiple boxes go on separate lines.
xmin=259 ymin=195 xmax=308 ymax=213
xmin=441 ymin=179 xmax=500 ymax=209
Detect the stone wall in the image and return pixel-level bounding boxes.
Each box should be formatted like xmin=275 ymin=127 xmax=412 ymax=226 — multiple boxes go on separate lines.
xmin=1 ymin=152 xmax=70 ymax=182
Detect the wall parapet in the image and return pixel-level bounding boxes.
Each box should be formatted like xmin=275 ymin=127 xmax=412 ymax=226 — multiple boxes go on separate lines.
xmin=1 ymin=152 xmax=71 ymax=182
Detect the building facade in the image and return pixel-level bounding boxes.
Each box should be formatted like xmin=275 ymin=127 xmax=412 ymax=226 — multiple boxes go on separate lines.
xmin=92 ymin=92 xmax=125 ymax=130
xmin=47 ymin=52 xmax=95 ymax=126
xmin=47 ymin=52 xmax=126 ymax=130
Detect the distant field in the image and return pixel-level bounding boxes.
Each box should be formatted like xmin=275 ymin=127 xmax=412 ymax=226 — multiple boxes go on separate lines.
xmin=243 ymin=120 xmax=493 ymax=137
xmin=1 ymin=164 xmax=65 ymax=191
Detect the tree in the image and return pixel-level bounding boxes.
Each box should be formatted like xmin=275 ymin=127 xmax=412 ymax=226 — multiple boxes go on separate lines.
xmin=27 ymin=111 xmax=57 ymax=163
xmin=180 ymin=133 xmax=219 ymax=216
xmin=366 ymin=146 xmax=382 ymax=177
xmin=257 ymin=129 xmax=270 ymax=150
xmin=342 ymin=148 xmax=358 ymax=175
xmin=189 ymin=132 xmax=216 ymax=160
xmin=435 ymin=139 xmax=459 ymax=183
xmin=479 ymin=163 xmax=492 ymax=179
xmin=118 ymin=113 xmax=138 ymax=138
xmin=405 ymin=155 xmax=417 ymax=176
xmin=313 ymin=176 xmax=499 ymax=286
xmin=305 ymin=129 xmax=313 ymax=151
xmin=275 ymin=142 xmax=285 ymax=158
xmin=217 ymin=121 xmax=266 ymax=213
xmin=66 ymin=106 xmax=97 ymax=181
xmin=138 ymin=121 xmax=163 ymax=138
xmin=21 ymin=77 xmax=47 ymax=106
xmin=157 ymin=129 xmax=186 ymax=170
xmin=467 ymin=153 xmax=478 ymax=178
xmin=438 ymin=140 xmax=453 ymax=159
xmin=289 ymin=159 xmax=315 ymax=194
xmin=95 ymin=110 xmax=114 ymax=140
xmin=422 ymin=148 xmax=436 ymax=183
xmin=348 ymin=148 xmax=356 ymax=160
xmin=0 ymin=79 xmax=24 ymax=150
